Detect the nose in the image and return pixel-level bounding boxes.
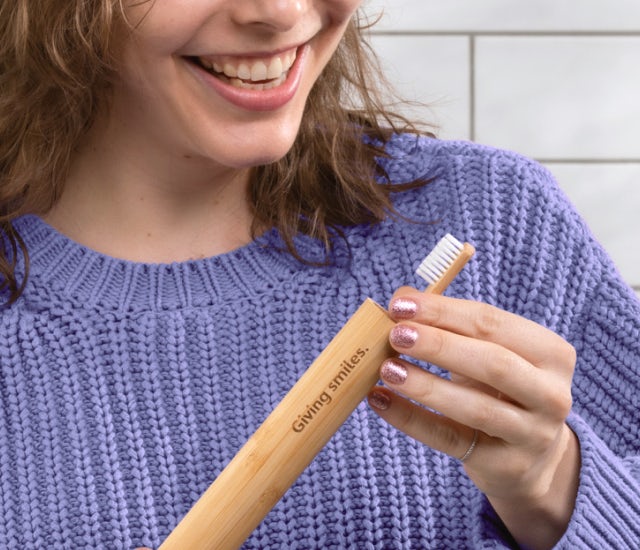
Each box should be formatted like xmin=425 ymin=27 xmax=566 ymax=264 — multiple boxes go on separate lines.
xmin=230 ymin=0 xmax=308 ymax=32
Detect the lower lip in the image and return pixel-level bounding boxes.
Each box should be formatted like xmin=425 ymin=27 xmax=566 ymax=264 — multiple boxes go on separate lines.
xmin=187 ymin=44 xmax=309 ymax=112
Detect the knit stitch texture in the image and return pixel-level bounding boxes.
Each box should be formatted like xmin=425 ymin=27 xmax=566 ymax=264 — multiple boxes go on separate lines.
xmin=1 ymin=135 xmax=639 ymax=549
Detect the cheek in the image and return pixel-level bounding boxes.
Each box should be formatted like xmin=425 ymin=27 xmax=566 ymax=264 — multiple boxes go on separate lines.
xmin=325 ymin=0 xmax=363 ymax=20
xmin=121 ymin=1 xmax=213 ymax=54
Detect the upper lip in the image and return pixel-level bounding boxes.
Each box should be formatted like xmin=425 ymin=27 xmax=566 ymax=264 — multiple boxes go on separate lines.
xmin=193 ymin=45 xmax=299 ymax=82
xmin=184 ymin=40 xmax=306 ymax=64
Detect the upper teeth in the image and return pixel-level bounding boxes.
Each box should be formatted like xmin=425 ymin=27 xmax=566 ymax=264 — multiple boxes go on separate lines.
xmin=199 ymin=50 xmax=296 ymax=82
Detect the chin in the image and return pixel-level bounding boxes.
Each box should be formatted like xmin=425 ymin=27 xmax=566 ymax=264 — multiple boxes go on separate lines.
xmin=236 ymin=148 xmax=293 ymax=169
xmin=211 ymin=123 xmax=302 ymax=168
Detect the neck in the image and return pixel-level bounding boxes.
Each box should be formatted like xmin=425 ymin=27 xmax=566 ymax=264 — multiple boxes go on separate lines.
xmin=45 ymin=119 xmax=255 ymax=264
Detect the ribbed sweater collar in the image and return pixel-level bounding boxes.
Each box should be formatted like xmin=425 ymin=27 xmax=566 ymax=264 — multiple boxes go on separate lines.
xmin=14 ymin=215 xmax=320 ymax=313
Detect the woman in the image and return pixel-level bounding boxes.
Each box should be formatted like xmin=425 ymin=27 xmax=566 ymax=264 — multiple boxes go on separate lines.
xmin=1 ymin=1 xmax=638 ymax=548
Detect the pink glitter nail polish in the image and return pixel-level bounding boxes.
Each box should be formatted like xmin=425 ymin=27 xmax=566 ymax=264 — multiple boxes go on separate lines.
xmin=390 ymin=325 xmax=418 ymax=349
xmin=380 ymin=359 xmax=408 ymax=384
xmin=390 ymin=298 xmax=418 ymax=320
xmin=368 ymin=390 xmax=391 ymax=410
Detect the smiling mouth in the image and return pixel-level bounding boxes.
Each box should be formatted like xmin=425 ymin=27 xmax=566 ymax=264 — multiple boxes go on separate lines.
xmin=187 ymin=48 xmax=298 ymax=91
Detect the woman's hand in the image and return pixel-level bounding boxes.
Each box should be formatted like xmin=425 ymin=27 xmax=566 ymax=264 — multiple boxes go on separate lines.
xmin=367 ymin=288 xmax=581 ymax=550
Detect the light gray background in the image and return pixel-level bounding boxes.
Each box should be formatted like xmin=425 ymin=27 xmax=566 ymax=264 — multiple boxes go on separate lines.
xmin=363 ymin=0 xmax=640 ymax=295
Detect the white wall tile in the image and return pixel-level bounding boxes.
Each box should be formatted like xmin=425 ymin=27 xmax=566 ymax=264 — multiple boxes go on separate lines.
xmin=474 ymin=36 xmax=640 ymax=159
xmin=361 ymin=1 xmax=640 ymax=291
xmin=545 ymin=163 xmax=640 ymax=286
xmin=369 ymin=35 xmax=471 ymax=139
xmin=363 ymin=0 xmax=640 ymax=32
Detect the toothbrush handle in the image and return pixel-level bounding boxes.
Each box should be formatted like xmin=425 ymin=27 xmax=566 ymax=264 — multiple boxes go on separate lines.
xmin=159 ymin=298 xmax=395 ymax=550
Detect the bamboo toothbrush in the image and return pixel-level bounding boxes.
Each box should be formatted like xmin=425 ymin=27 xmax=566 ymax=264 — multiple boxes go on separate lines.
xmin=416 ymin=233 xmax=475 ymax=292
xmin=159 ymin=234 xmax=475 ymax=550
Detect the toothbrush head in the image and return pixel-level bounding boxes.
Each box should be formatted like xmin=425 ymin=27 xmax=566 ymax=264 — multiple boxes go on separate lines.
xmin=416 ymin=234 xmax=475 ymax=294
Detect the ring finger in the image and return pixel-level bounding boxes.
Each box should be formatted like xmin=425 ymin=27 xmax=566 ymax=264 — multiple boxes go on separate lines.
xmin=379 ymin=357 xmax=530 ymax=443
xmin=368 ymin=386 xmax=486 ymax=461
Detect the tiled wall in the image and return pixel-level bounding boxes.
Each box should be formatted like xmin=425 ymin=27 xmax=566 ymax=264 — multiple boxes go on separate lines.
xmin=363 ymin=0 xmax=640 ymax=295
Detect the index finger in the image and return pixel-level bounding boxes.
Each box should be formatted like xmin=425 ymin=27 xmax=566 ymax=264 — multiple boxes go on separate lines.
xmin=389 ymin=288 xmax=576 ymax=372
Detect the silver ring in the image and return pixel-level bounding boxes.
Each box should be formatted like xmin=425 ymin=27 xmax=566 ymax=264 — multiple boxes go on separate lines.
xmin=459 ymin=429 xmax=478 ymax=462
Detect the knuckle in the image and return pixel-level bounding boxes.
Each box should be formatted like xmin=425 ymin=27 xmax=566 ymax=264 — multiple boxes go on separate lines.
xmin=419 ymin=294 xmax=446 ymax=326
xmin=468 ymin=402 xmax=498 ymax=431
xmin=399 ymin=402 xmax=420 ymax=431
xmin=415 ymin=373 xmax=436 ymax=402
xmin=562 ymin=344 xmax=577 ymax=372
xmin=426 ymin=328 xmax=447 ymax=358
xmin=433 ymin=422 xmax=464 ymax=452
xmin=547 ymin=385 xmax=573 ymax=419
xmin=546 ymin=340 xmax=577 ymax=373
xmin=525 ymin=421 xmax=556 ymax=452
xmin=522 ymin=414 xmax=564 ymax=454
xmin=484 ymin=352 xmax=515 ymax=384
xmin=471 ymin=303 xmax=502 ymax=340
xmin=561 ymin=391 xmax=574 ymax=416
xmin=529 ymin=424 xmax=565 ymax=458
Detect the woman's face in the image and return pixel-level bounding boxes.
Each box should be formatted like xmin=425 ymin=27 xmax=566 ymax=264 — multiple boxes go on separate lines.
xmin=110 ymin=0 xmax=362 ymax=171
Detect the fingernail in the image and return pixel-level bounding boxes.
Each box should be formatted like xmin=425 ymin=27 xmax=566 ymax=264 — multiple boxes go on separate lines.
xmin=390 ymin=297 xmax=418 ymax=320
xmin=368 ymin=390 xmax=391 ymax=410
xmin=390 ymin=325 xmax=419 ymax=349
xmin=380 ymin=359 xmax=408 ymax=384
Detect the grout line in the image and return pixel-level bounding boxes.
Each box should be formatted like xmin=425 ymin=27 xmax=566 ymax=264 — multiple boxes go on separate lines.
xmin=368 ymin=29 xmax=640 ymax=166
xmin=469 ymin=36 xmax=476 ymax=142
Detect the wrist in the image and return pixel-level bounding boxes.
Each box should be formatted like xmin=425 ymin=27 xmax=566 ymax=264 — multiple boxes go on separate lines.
xmin=488 ymin=427 xmax=581 ymax=550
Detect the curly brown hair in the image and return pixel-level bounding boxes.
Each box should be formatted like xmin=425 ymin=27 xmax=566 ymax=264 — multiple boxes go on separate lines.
xmin=0 ymin=2 xmax=430 ymax=304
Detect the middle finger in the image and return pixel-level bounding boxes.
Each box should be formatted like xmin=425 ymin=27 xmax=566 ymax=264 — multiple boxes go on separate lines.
xmin=389 ymin=322 xmax=569 ymax=416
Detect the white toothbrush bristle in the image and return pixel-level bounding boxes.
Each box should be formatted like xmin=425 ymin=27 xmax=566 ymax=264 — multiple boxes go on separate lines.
xmin=416 ymin=234 xmax=464 ymax=285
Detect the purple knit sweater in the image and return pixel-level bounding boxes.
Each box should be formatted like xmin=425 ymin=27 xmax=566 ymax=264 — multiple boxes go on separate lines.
xmin=1 ymin=135 xmax=639 ymax=549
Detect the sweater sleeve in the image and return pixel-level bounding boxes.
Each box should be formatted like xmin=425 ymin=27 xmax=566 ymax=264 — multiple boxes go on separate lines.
xmin=448 ymin=147 xmax=640 ymax=549
xmin=388 ymin=139 xmax=640 ymax=548
xmin=556 ymin=241 xmax=640 ymax=548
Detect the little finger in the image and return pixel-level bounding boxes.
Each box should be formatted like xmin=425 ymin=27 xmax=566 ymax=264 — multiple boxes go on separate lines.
xmin=367 ymin=387 xmax=483 ymax=462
